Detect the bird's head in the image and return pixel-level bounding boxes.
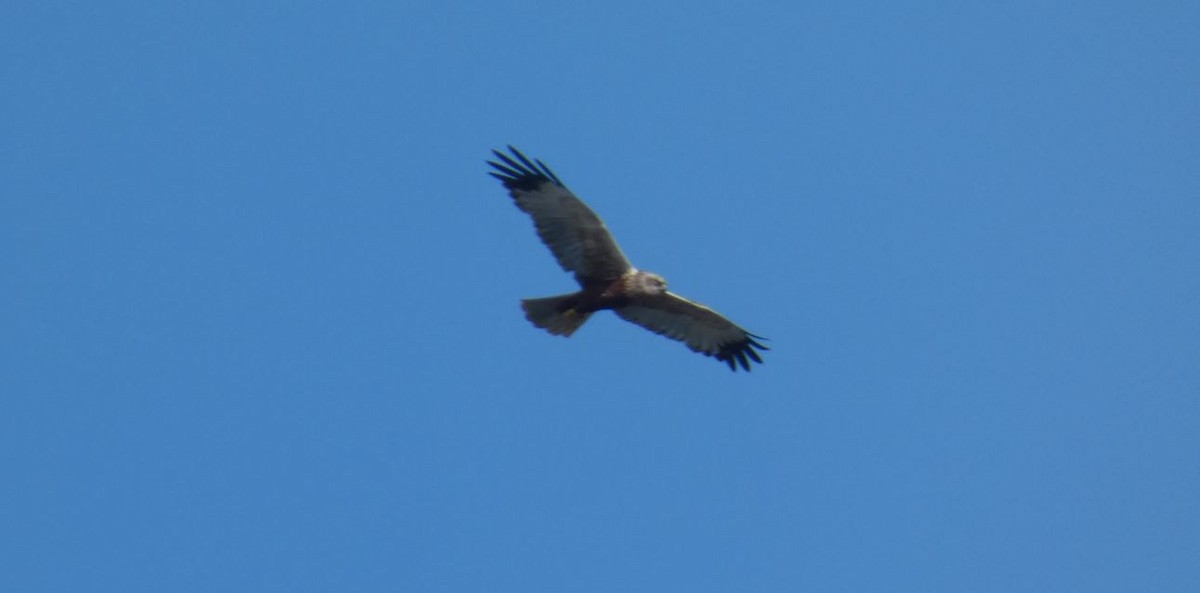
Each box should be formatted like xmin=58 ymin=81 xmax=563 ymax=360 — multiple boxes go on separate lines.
xmin=639 ymin=271 xmax=669 ymax=295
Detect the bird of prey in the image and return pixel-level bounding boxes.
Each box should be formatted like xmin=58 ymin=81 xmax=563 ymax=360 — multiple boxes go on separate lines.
xmin=488 ymin=146 xmax=767 ymax=371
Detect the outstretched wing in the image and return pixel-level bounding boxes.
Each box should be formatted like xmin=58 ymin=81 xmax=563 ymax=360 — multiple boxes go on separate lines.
xmin=488 ymin=146 xmax=633 ymax=283
xmin=615 ymin=292 xmax=768 ymax=371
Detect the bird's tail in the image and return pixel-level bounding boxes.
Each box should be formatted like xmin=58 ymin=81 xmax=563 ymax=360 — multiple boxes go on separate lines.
xmin=521 ymin=293 xmax=591 ymax=337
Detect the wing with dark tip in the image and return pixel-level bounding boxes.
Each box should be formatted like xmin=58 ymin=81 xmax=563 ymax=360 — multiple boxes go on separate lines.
xmin=615 ymin=292 xmax=768 ymax=371
xmin=488 ymin=146 xmax=633 ymax=283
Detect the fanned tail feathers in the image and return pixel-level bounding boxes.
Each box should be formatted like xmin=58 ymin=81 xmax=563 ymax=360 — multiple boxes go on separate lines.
xmin=521 ymin=294 xmax=591 ymax=337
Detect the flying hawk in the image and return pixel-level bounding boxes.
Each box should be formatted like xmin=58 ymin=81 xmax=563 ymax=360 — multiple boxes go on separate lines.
xmin=488 ymin=146 xmax=767 ymax=371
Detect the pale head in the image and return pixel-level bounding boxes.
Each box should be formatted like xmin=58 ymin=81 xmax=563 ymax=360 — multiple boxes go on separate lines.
xmin=629 ymin=270 xmax=668 ymax=296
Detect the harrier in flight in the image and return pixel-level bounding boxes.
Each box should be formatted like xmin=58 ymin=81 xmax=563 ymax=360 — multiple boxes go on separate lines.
xmin=488 ymin=146 xmax=767 ymax=371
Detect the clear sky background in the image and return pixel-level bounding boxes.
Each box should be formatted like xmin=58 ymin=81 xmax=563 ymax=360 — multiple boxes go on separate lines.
xmin=3 ymin=2 xmax=1198 ymax=591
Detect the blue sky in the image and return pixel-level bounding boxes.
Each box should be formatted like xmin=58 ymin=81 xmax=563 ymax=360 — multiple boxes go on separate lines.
xmin=3 ymin=1 xmax=1198 ymax=591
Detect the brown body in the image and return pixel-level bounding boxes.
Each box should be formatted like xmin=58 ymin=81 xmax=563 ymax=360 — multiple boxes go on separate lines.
xmin=521 ymin=270 xmax=665 ymax=337
xmin=562 ymin=276 xmax=640 ymax=314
